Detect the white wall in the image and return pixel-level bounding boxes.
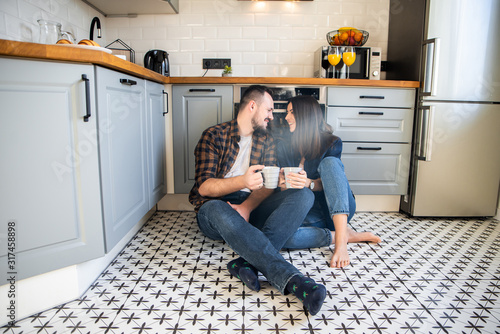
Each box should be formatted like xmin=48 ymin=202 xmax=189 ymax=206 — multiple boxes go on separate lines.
xmin=1 ymin=0 xmax=390 ymax=77
xmin=0 ymin=0 xmax=104 ymax=45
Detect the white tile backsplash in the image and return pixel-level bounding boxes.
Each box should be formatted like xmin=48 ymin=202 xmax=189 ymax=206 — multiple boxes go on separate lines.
xmin=0 ymin=0 xmax=104 ymax=43
xmin=1 ymin=0 xmax=390 ymax=78
xmin=217 ymin=26 xmax=242 ymax=39
xmin=192 ymin=26 xmax=217 ymax=39
xmin=0 ymin=0 xmax=18 ymax=17
xmin=243 ymin=51 xmax=266 ymax=65
xmin=242 ymin=26 xmax=268 ymax=39
xmin=204 ymin=39 xmax=229 ymax=52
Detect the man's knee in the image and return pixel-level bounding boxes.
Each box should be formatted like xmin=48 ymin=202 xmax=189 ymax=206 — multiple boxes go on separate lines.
xmin=199 ymin=199 xmax=227 ymax=215
xmin=197 ymin=200 xmax=230 ymax=240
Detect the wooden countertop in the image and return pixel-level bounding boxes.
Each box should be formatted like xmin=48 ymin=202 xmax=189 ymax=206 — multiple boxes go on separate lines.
xmin=170 ymin=76 xmax=420 ymax=88
xmin=1 ymin=39 xmax=419 ymax=88
xmin=0 ymin=39 xmax=168 ymax=83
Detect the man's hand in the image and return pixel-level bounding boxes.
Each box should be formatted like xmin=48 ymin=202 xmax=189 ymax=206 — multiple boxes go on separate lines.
xmin=244 ymin=165 xmax=265 ymax=190
xmin=198 ymin=164 xmax=265 ymax=198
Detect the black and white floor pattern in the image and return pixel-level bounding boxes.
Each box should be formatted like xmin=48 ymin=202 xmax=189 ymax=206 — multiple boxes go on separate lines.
xmin=2 ymin=211 xmax=500 ymax=334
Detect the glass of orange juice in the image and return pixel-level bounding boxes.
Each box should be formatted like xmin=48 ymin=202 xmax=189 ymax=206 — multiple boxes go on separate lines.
xmin=342 ymin=46 xmax=356 ymax=79
xmin=327 ymin=46 xmax=341 ymax=67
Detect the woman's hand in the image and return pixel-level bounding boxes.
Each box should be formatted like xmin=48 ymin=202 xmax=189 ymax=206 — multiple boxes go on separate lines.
xmin=280 ymin=169 xmax=308 ymax=189
xmin=278 ymin=169 xmax=287 ymax=191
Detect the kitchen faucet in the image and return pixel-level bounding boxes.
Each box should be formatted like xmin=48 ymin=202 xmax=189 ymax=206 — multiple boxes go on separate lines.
xmin=90 ymin=17 xmax=101 ymax=41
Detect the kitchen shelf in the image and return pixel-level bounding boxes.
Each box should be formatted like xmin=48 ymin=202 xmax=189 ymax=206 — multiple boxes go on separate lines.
xmin=81 ymin=0 xmax=179 ymax=16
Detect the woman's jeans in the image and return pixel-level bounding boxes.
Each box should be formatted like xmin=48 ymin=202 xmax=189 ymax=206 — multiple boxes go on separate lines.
xmin=283 ymin=156 xmax=356 ymax=249
xmin=197 ymin=188 xmax=314 ymax=294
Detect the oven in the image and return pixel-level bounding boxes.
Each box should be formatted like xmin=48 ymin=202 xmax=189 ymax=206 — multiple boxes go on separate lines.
xmin=233 ymin=85 xmax=326 ymax=139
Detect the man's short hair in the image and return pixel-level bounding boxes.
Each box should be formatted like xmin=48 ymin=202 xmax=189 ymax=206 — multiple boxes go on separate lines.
xmin=239 ymin=85 xmax=273 ymax=113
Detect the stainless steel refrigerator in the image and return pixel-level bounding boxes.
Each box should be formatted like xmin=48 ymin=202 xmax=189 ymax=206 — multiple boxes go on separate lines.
xmin=387 ymin=0 xmax=500 ymax=216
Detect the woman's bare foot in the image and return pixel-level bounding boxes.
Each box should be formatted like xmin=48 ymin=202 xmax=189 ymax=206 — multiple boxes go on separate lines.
xmin=332 ymin=227 xmax=381 ymax=244
xmin=329 ymin=227 xmax=381 ymax=268
xmin=347 ymin=227 xmax=381 ymax=244
xmin=330 ymin=244 xmax=350 ymax=268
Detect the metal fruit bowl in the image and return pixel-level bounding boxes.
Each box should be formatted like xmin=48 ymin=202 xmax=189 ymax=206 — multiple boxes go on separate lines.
xmin=327 ymin=28 xmax=369 ymax=46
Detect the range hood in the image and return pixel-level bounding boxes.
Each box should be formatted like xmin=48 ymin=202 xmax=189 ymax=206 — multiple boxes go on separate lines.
xmin=82 ymin=0 xmax=179 ymax=17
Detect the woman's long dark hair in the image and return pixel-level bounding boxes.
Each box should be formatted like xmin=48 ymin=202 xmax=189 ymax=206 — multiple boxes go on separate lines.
xmin=288 ymin=95 xmax=337 ymax=160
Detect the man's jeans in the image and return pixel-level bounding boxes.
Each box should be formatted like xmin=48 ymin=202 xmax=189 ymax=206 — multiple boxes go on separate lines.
xmin=283 ymin=156 xmax=356 ymax=249
xmin=197 ymin=188 xmax=314 ymax=294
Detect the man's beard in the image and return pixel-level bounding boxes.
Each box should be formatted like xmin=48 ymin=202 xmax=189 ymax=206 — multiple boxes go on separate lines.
xmin=252 ymin=116 xmax=270 ymax=135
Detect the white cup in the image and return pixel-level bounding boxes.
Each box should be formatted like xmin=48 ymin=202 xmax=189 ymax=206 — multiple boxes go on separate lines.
xmin=283 ymin=167 xmax=303 ymax=189
xmin=260 ymin=166 xmax=280 ymax=189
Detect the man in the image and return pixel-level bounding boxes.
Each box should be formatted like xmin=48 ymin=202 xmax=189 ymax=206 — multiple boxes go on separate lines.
xmin=189 ymin=85 xmax=327 ymax=315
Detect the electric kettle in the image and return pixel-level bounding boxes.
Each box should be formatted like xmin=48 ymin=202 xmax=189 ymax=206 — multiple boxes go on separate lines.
xmin=144 ymin=50 xmax=170 ymax=77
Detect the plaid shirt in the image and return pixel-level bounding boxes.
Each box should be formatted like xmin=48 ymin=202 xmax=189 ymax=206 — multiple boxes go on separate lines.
xmin=189 ymin=119 xmax=277 ymax=211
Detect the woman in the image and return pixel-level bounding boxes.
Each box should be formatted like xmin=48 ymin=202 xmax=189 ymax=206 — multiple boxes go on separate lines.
xmin=277 ymin=95 xmax=381 ymax=268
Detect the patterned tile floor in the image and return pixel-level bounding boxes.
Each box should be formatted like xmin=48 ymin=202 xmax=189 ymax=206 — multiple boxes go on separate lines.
xmin=2 ymin=211 xmax=500 ymax=334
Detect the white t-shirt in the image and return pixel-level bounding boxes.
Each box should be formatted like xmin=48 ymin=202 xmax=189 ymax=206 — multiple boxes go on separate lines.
xmin=225 ymin=135 xmax=252 ymax=192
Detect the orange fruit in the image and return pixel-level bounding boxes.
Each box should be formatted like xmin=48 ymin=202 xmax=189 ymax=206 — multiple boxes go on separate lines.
xmin=354 ymin=32 xmax=363 ymax=42
xmin=349 ymin=30 xmax=356 ymax=37
xmin=333 ymin=35 xmax=340 ymax=45
xmin=339 ymin=32 xmax=349 ymax=42
xmin=78 ymin=39 xmax=100 ymax=47
xmin=56 ymin=39 xmax=73 ymax=44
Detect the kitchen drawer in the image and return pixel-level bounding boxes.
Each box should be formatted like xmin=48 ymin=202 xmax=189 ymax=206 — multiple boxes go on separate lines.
xmin=327 ymin=87 xmax=415 ymax=108
xmin=327 ymin=107 xmax=414 ymax=143
xmin=342 ymin=142 xmax=411 ymax=195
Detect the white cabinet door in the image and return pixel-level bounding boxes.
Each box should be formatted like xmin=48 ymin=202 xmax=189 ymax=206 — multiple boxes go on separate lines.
xmin=145 ymin=80 xmax=166 ymax=207
xmin=327 ymin=87 xmax=415 ymax=108
xmin=0 ymin=58 xmax=104 ymax=281
xmin=172 ymin=85 xmax=233 ymax=193
xmin=327 ymin=107 xmax=413 ymax=143
xmin=327 ymin=87 xmax=415 ymax=195
xmin=342 ymin=143 xmax=411 ymax=195
xmin=95 ymin=67 xmax=149 ymax=251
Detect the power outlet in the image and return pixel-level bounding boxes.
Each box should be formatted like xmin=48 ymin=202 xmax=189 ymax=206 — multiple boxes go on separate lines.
xmin=202 ymin=58 xmax=231 ymax=69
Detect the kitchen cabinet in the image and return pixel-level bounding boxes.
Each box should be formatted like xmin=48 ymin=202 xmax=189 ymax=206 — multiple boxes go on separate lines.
xmin=0 ymin=57 xmax=167 ymax=282
xmin=172 ymin=85 xmax=233 ymax=193
xmin=82 ymin=0 xmax=179 ymax=16
xmin=326 ymin=87 xmax=415 ymax=195
xmin=146 ymin=80 xmax=167 ymax=207
xmin=96 ymin=67 xmax=166 ymax=251
xmin=0 ymin=58 xmax=105 ymax=281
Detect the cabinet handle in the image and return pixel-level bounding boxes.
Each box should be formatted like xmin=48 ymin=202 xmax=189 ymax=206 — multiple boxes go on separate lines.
xmin=120 ymin=78 xmax=137 ymax=86
xmin=82 ymin=74 xmax=91 ymax=122
xmin=189 ymin=89 xmax=215 ymax=92
xmin=359 ymin=95 xmax=385 ymax=99
xmin=357 ymin=146 xmax=382 ymax=151
xmin=359 ymin=111 xmax=384 ymax=115
xmin=162 ymin=90 xmax=168 ymax=116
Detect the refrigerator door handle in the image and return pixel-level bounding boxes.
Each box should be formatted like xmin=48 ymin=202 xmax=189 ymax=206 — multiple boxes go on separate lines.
xmin=421 ymin=38 xmax=440 ymax=97
xmin=416 ymin=105 xmax=434 ymax=161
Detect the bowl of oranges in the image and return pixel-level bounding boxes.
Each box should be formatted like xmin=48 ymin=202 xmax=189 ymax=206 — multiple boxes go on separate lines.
xmin=327 ymin=28 xmax=369 ymax=47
